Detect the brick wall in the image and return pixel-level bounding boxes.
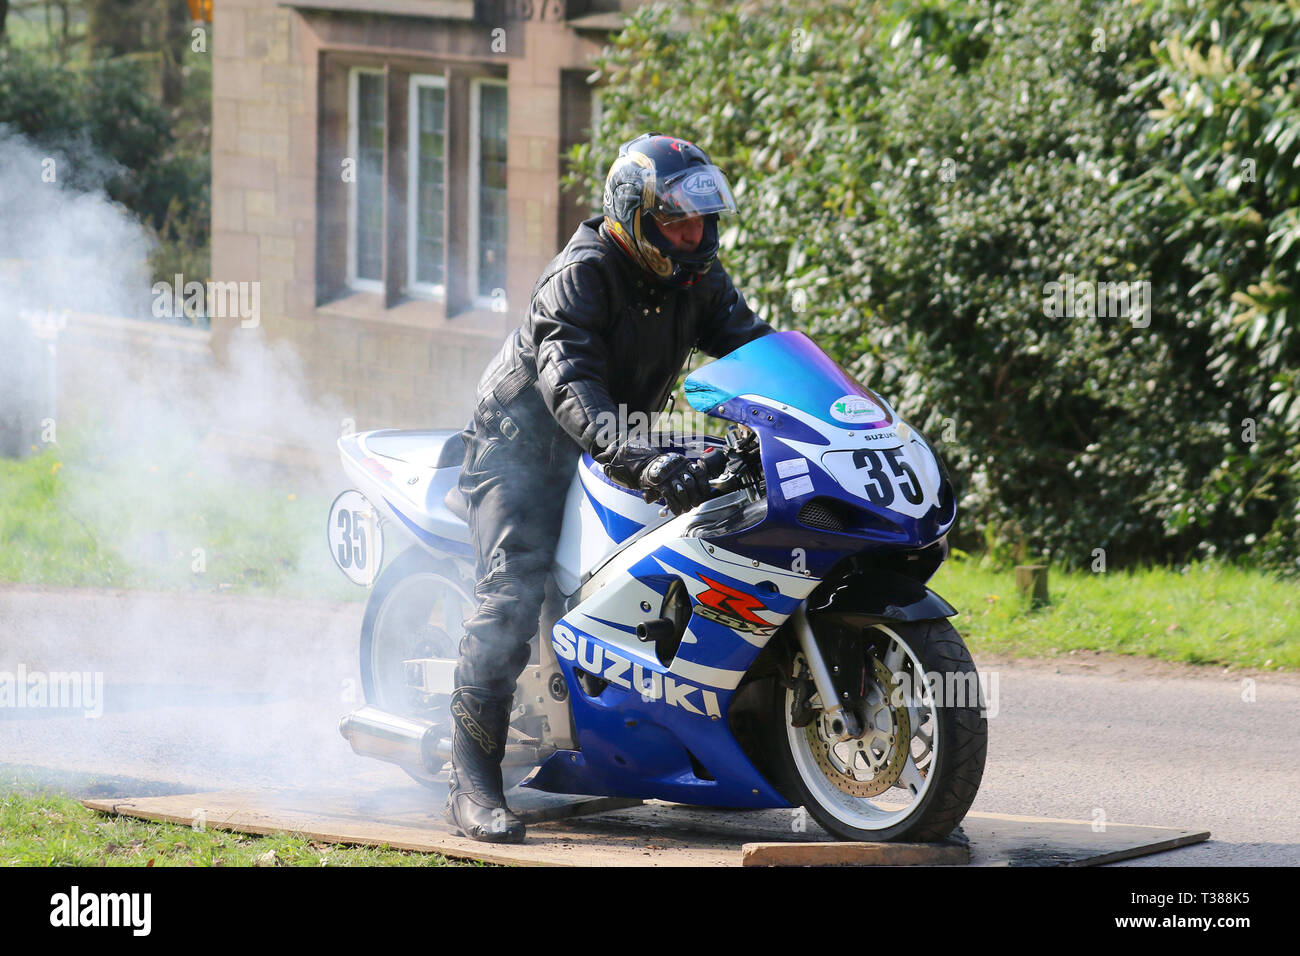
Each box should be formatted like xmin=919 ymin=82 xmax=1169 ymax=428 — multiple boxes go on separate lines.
xmin=210 ymin=1 xmax=610 ymax=432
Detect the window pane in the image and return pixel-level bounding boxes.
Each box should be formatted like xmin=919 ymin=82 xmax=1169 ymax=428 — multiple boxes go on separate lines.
xmin=477 ymin=83 xmax=507 ymax=299
xmin=355 ymin=72 xmax=385 ymax=283
xmin=414 ymin=84 xmax=446 ymax=288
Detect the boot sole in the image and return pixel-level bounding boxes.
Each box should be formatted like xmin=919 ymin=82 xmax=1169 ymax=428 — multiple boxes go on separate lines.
xmin=445 ymin=800 xmax=527 ymax=844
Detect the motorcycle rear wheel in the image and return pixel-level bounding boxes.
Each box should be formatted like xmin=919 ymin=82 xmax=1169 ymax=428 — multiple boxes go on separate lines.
xmin=763 ymin=619 xmax=987 ymax=843
xmin=358 ymin=547 xmax=532 ymax=793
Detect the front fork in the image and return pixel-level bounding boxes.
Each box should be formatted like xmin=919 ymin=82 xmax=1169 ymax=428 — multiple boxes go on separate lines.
xmin=789 ymin=602 xmax=864 ymax=739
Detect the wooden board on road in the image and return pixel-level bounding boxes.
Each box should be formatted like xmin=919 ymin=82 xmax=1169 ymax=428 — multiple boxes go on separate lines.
xmin=741 ymin=841 xmax=971 ymax=866
xmin=83 ymin=785 xmax=1209 ymax=867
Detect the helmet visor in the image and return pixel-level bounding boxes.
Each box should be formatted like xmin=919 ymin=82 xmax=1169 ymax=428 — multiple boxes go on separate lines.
xmin=650 ymin=164 xmax=738 ymax=223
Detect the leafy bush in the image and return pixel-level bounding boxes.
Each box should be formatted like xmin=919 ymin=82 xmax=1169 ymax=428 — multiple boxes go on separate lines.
xmin=0 ymin=43 xmax=209 ymax=284
xmin=1119 ymin=0 xmax=1300 ymax=571
xmin=569 ymin=0 xmax=1300 ymax=574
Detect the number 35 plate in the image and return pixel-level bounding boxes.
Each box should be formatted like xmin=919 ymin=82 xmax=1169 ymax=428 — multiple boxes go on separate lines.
xmin=328 ymin=490 xmax=383 ymax=587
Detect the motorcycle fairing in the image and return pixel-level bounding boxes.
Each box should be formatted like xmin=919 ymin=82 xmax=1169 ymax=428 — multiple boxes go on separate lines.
xmin=577 ymin=538 xmax=810 ymax=679
xmin=684 ymin=329 xmax=894 ymax=432
xmin=806 ymin=569 xmax=958 ymax=627
xmin=552 ymin=434 xmax=732 ymax=596
xmin=552 ymin=453 xmax=673 ymax=595
xmin=338 ymin=429 xmax=473 ymax=558
xmin=529 ymin=335 xmax=959 ymax=803
xmin=527 ymin=535 xmax=819 ymax=806
xmin=676 ymin=332 xmax=956 ymax=579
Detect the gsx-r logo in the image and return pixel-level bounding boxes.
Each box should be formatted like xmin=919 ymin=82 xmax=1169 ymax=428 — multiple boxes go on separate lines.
xmin=693 ymin=573 xmax=777 ymax=637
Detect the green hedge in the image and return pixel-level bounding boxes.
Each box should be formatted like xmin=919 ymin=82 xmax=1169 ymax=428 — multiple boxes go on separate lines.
xmin=0 ymin=43 xmax=209 ymax=287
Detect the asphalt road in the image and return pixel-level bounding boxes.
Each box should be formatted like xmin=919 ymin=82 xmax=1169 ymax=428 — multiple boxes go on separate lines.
xmin=2 ymin=583 xmax=1297 ymax=865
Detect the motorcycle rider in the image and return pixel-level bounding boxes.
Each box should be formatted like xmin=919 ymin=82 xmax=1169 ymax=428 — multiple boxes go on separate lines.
xmin=447 ymin=132 xmax=775 ymax=843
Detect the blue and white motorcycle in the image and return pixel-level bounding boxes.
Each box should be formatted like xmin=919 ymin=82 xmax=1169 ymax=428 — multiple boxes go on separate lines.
xmin=331 ymin=330 xmax=987 ymax=842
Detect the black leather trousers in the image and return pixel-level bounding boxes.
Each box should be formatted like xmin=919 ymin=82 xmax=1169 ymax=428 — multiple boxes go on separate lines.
xmin=455 ymin=400 xmax=578 ymax=700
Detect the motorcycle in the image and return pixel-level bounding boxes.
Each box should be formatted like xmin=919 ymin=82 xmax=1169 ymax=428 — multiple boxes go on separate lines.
xmin=331 ymin=329 xmax=987 ymax=842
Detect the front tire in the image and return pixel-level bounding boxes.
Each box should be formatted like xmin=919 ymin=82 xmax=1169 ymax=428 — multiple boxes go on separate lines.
xmin=763 ymin=619 xmax=987 ymax=842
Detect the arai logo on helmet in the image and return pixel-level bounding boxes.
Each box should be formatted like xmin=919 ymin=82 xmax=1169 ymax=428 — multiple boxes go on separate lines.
xmin=829 ymin=395 xmax=883 ymax=423
xmin=681 ymin=171 xmax=718 ymax=196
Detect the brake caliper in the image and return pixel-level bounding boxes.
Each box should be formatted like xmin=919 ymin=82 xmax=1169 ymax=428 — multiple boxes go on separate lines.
xmin=789 ymin=665 xmax=818 ymax=728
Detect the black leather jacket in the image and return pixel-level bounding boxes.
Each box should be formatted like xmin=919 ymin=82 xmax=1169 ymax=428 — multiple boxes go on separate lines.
xmin=473 ymin=215 xmax=775 ymax=485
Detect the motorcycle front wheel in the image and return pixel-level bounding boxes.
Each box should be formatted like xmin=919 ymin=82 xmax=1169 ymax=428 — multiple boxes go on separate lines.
xmin=762 ymin=619 xmax=987 ymax=843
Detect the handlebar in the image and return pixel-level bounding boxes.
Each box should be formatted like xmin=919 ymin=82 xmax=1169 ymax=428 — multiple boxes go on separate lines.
xmin=692 ymin=446 xmax=729 ymax=483
xmin=650 ymin=445 xmax=740 ymax=518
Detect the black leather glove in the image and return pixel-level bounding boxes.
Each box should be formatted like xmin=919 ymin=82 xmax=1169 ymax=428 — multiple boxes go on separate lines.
xmin=638 ymin=452 xmax=711 ymax=516
xmin=598 ymin=439 xmax=660 ymax=488
xmin=599 ymin=440 xmax=720 ymax=515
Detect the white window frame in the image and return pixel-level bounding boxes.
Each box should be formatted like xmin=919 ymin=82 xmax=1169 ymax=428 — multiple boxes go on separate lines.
xmin=469 ymin=77 xmax=509 ymax=311
xmin=406 ymin=74 xmax=448 ymax=300
xmin=591 ymin=89 xmax=605 ymax=138
xmin=347 ymin=66 xmax=386 ymax=294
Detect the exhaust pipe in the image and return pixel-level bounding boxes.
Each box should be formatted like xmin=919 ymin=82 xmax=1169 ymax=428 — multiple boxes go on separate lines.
xmin=338 ymin=706 xmax=448 ymax=773
xmin=338 ymin=705 xmax=545 ymax=771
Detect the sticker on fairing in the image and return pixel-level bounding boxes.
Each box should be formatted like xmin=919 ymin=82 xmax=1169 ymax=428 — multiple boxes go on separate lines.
xmin=829 ymin=394 xmax=885 ymax=424
xmin=780 ymin=475 xmax=815 ymax=499
xmin=776 ymin=457 xmax=809 ymax=479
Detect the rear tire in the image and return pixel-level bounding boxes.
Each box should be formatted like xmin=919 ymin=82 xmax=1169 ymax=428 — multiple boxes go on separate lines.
xmin=358 ymin=547 xmax=533 ymax=794
xmin=762 ymin=618 xmax=987 ymax=842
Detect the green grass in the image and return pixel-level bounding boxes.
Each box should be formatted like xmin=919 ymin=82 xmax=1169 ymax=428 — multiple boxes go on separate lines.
xmin=0 ymin=790 xmax=478 ymax=867
xmin=0 ymin=771 xmax=480 ymax=867
xmin=0 ymin=436 xmax=360 ymax=601
xmin=931 ymin=555 xmax=1300 ymax=671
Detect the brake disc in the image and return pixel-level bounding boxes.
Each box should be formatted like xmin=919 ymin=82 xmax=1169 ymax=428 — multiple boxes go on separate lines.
xmin=806 ymin=655 xmax=911 ymax=797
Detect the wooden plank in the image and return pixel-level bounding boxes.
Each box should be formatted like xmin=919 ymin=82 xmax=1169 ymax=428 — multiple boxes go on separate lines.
xmin=959 ymin=811 xmax=1210 ymax=867
xmin=81 ymin=791 xmax=1211 ymax=868
xmin=83 ymin=794 xmax=570 ymax=868
xmin=742 ymin=841 xmax=970 ymax=867
xmin=1063 ymin=830 xmax=1212 ymax=867
xmin=81 ymin=791 xmax=718 ymax=867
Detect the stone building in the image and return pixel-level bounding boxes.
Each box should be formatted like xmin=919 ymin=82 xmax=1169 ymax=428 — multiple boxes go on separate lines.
xmin=210 ymin=0 xmax=644 ymax=429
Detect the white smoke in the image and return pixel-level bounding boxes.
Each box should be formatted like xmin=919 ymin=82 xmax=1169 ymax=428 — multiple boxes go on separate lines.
xmin=0 ymin=127 xmax=405 ymax=798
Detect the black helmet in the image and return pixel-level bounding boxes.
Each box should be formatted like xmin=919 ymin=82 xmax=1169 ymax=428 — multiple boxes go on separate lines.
xmin=601 ymin=132 xmax=738 ymax=289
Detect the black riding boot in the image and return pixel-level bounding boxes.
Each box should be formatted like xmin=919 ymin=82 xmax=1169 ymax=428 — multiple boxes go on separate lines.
xmin=444 ymin=685 xmax=526 ymax=843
